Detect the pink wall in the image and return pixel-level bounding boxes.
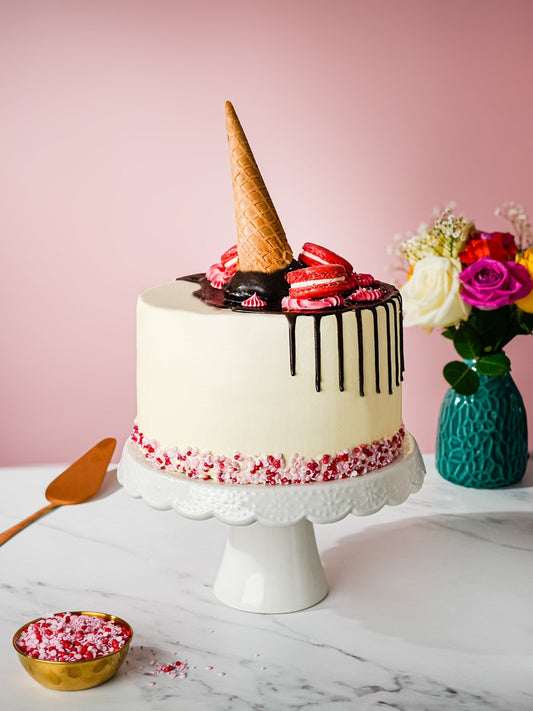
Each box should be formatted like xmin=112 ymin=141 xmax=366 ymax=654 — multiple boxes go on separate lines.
xmin=2 ymin=0 xmax=532 ymax=465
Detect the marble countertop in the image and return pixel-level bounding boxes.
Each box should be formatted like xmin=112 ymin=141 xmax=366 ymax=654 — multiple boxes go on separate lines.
xmin=1 ymin=453 xmax=532 ymax=710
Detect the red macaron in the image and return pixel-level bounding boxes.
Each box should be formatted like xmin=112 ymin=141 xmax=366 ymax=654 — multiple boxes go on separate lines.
xmin=345 ymin=271 xmax=375 ymax=290
xmin=298 ymin=242 xmax=353 ymax=276
xmin=286 ymin=264 xmax=348 ymax=299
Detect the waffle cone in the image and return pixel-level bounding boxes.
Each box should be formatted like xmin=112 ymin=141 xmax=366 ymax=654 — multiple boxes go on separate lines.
xmin=225 ymin=101 xmax=292 ymax=273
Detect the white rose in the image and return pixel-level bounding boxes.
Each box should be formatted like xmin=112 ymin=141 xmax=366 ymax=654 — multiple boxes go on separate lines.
xmin=400 ymin=256 xmax=471 ymax=333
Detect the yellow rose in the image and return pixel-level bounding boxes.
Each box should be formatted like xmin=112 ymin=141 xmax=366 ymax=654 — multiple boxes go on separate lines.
xmin=515 ymin=248 xmax=533 ymax=313
xmin=400 ymin=256 xmax=472 ymax=333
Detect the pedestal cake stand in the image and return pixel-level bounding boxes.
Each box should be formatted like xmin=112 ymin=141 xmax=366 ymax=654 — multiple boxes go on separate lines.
xmin=118 ymin=434 xmax=425 ymax=614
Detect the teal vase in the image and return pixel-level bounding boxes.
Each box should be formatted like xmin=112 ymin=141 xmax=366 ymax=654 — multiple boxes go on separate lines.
xmin=436 ymin=368 xmax=528 ymax=488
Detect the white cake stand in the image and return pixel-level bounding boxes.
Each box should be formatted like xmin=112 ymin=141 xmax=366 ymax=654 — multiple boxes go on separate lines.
xmin=118 ymin=434 xmax=425 ymax=614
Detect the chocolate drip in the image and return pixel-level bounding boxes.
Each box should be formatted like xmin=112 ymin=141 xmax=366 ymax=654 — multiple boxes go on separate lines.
xmin=398 ymin=297 xmax=405 ymax=380
xmin=287 ymin=314 xmax=297 ymax=377
xmin=371 ymin=307 xmax=381 ymax=394
xmin=335 ymin=312 xmax=344 ymax=392
xmin=313 ymin=315 xmax=322 ymax=392
xmin=183 ymin=273 xmax=402 ymax=396
xmin=392 ymin=299 xmax=400 ymax=387
xmin=383 ymin=303 xmax=393 ymax=395
xmin=355 ymin=310 xmax=365 ymax=397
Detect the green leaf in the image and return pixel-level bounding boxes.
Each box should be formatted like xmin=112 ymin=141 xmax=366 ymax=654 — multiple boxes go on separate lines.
xmin=468 ymin=306 xmax=509 ymax=338
xmin=443 ymin=361 xmax=480 ymax=396
xmin=475 ymin=353 xmax=511 ymax=377
xmin=452 ymin=323 xmax=483 ymax=360
xmin=516 ymin=307 xmax=533 ymax=335
xmin=441 ymin=327 xmax=455 ymax=340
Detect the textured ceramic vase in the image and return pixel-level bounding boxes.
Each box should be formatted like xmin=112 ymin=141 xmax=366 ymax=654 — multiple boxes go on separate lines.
xmin=436 ymin=369 xmax=528 ymax=488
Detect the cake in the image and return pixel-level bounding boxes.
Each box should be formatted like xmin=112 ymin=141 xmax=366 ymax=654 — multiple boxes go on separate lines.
xmin=127 ymin=102 xmax=405 ymax=485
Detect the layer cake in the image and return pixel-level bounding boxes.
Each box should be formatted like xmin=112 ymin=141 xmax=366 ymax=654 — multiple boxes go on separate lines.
xmin=128 ymin=102 xmax=405 ymax=484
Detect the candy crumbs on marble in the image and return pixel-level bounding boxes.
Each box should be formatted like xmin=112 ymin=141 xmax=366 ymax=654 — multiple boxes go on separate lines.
xmin=15 ymin=613 xmax=132 ymax=662
xmin=151 ymin=660 xmax=189 ymax=678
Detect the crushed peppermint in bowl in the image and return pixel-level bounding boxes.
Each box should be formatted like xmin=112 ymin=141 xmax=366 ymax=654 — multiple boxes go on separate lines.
xmin=12 ymin=611 xmax=133 ymax=691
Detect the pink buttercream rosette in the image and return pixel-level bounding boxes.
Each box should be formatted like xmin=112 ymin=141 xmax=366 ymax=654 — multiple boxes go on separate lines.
xmin=281 ymin=295 xmax=343 ymax=311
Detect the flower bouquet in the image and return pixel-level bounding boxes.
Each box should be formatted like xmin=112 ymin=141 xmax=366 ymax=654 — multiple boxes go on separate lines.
xmin=396 ymin=203 xmax=533 ymax=395
xmin=394 ymin=203 xmax=532 ymax=487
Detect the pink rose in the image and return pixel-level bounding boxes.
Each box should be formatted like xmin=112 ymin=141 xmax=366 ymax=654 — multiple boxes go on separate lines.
xmin=459 ymin=257 xmax=533 ymax=310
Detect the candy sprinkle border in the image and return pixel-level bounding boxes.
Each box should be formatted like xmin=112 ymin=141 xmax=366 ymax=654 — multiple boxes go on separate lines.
xmin=130 ymin=423 xmax=405 ymax=485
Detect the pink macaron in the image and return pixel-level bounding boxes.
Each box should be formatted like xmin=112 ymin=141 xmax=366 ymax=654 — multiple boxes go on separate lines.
xmin=298 ymin=242 xmax=353 ymax=276
xmin=286 ymin=264 xmax=348 ymax=299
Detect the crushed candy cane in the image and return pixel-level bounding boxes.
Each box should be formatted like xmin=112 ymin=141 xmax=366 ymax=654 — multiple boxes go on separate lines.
xmin=131 ymin=422 xmax=405 ymax=484
xmin=15 ymin=613 xmax=132 ymax=662
xmin=151 ymin=660 xmax=189 ymax=678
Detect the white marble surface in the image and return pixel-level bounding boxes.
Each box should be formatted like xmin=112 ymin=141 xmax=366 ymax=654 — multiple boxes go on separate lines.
xmin=1 ymin=453 xmax=532 ymax=710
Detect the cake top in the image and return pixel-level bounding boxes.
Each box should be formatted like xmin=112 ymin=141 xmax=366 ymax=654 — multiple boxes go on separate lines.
xmin=206 ymin=102 xmax=391 ymax=313
xmin=225 ymin=101 xmax=293 ymax=275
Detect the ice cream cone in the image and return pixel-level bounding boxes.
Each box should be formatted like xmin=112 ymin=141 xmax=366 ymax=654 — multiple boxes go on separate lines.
xmin=225 ymin=101 xmax=293 ymax=273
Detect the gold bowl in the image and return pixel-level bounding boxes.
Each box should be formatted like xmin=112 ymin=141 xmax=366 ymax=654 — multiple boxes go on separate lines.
xmin=13 ymin=611 xmax=133 ymax=691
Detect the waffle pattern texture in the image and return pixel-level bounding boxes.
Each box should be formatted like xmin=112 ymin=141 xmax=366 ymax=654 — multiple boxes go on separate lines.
xmin=225 ymin=101 xmax=293 ymax=273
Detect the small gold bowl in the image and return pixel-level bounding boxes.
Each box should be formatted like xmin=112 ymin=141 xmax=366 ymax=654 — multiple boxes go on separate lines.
xmin=13 ymin=611 xmax=133 ymax=691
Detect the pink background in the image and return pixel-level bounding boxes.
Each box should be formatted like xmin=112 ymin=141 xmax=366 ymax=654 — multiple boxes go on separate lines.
xmin=2 ymin=0 xmax=532 ymax=465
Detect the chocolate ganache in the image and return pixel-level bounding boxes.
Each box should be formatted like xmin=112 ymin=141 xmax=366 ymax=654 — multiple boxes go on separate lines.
xmin=180 ymin=274 xmax=404 ymax=395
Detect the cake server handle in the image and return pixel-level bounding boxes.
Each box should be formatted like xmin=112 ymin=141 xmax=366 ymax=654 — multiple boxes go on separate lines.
xmin=0 ymin=438 xmax=116 ymax=546
xmin=0 ymin=504 xmax=57 ymax=546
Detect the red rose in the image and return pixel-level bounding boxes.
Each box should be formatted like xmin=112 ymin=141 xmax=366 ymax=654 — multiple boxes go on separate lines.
xmin=459 ymin=231 xmax=518 ymax=265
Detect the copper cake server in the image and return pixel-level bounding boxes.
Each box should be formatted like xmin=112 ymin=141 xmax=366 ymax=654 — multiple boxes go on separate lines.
xmin=0 ymin=438 xmax=116 ymax=546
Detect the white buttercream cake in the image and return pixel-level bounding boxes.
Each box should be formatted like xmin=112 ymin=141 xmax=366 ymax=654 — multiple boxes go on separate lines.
xmin=129 ymin=273 xmax=404 ymax=484
xmin=126 ymin=102 xmax=405 ymax=485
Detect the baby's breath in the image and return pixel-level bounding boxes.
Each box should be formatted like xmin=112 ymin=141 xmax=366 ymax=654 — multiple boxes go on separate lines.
xmin=495 ymin=202 xmax=532 ymax=251
xmin=398 ymin=208 xmax=474 ymax=265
